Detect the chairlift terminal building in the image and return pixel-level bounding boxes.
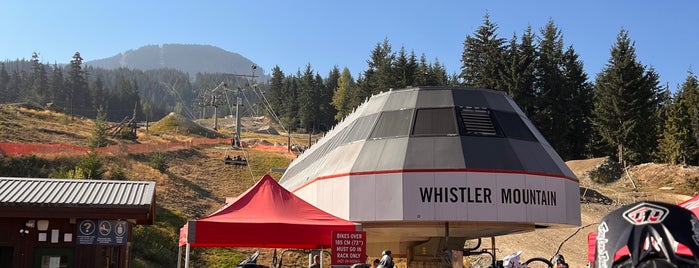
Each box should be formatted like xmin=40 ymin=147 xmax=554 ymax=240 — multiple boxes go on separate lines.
xmin=279 ymin=87 xmax=581 ymax=258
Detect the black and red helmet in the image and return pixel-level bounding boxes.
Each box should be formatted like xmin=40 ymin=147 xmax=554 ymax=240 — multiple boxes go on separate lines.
xmin=595 ymin=201 xmax=699 ymax=268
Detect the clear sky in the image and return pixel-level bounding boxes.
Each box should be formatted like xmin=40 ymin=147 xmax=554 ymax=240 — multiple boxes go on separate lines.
xmin=1 ymin=1 xmax=697 ymax=91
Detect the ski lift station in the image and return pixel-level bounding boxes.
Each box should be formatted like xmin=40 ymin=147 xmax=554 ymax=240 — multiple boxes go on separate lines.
xmin=279 ymin=87 xmax=581 ymax=260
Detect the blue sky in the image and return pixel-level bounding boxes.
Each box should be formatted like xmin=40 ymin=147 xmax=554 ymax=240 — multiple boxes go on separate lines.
xmin=1 ymin=1 xmax=697 ymax=91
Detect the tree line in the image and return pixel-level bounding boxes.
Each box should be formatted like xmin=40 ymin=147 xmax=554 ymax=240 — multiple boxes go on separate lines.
xmin=1 ymin=15 xmax=697 ymax=166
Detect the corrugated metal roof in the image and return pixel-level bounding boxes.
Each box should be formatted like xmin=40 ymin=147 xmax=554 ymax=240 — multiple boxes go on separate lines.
xmin=0 ymin=177 xmax=155 ymax=207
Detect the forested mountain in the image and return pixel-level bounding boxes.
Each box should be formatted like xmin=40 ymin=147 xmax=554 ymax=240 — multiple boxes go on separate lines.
xmin=85 ymin=44 xmax=266 ymax=81
xmin=1 ymin=14 xmax=697 ymax=167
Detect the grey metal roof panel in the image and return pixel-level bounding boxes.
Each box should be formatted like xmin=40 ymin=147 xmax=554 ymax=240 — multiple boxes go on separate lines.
xmin=461 ymin=136 xmax=524 ymax=171
xmin=383 ymin=88 xmax=418 ymax=111
xmin=343 ymin=114 xmax=378 ymax=143
xmin=404 ymin=136 xmax=466 ymax=169
xmin=543 ymin=145 xmax=577 ymax=179
xmin=416 ymin=88 xmax=454 ymax=109
xmin=451 ymin=88 xmax=490 ymax=108
xmin=374 ymin=138 xmax=408 ymax=171
xmin=508 ymin=139 xmax=563 ymax=175
xmin=521 ymin=116 xmax=552 ymax=147
xmin=482 ymin=90 xmax=517 ymax=113
xmin=359 ymin=91 xmax=389 ymax=116
xmin=0 ymin=177 xmax=155 ymax=207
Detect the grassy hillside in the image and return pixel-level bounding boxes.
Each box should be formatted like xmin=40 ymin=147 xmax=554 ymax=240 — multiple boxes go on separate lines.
xmin=2 ymin=104 xmax=698 ymax=267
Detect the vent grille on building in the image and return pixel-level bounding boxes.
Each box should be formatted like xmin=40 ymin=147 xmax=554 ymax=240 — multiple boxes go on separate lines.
xmin=460 ymin=107 xmax=497 ymax=136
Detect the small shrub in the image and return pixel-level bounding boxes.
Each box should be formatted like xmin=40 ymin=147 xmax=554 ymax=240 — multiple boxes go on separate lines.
xmin=587 ymin=158 xmax=623 ymax=184
xmin=150 ymin=152 xmax=168 ymax=173
xmin=109 ymin=168 xmax=128 ymax=181
xmin=77 ymin=152 xmax=105 ymax=180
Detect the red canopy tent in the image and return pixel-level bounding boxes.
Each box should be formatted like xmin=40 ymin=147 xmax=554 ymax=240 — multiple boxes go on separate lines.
xmin=178 ymin=174 xmax=360 ymax=267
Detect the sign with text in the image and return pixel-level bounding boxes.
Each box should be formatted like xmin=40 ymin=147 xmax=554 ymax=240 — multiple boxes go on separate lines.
xmin=76 ymin=219 xmax=128 ymax=245
xmin=331 ymin=231 xmax=366 ymax=265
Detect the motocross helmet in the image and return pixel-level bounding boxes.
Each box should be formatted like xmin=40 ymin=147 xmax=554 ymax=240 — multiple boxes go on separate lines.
xmin=595 ymin=201 xmax=699 ymax=268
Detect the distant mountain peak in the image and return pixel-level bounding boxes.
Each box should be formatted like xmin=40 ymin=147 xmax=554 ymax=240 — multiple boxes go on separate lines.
xmin=85 ymin=44 xmax=265 ymax=79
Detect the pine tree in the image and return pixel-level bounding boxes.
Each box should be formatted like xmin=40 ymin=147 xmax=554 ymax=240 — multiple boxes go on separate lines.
xmin=414 ymin=54 xmax=429 ymax=86
xmin=459 ymin=13 xmax=506 ymax=89
xmin=360 ymin=38 xmax=395 ymax=98
xmin=332 ymin=67 xmax=357 ymax=120
xmin=48 ymin=64 xmax=65 ymax=106
xmin=427 ymin=59 xmax=448 ymax=86
xmin=561 ymin=46 xmax=594 ymax=159
xmin=267 ymin=66 xmax=286 ymax=122
xmin=67 ymin=52 xmax=90 ymax=118
xmin=88 ymin=106 xmax=109 ymax=149
xmin=657 ymin=96 xmax=695 ymax=165
xmin=297 ymin=65 xmax=320 ymax=132
xmin=531 ymin=20 xmax=569 ymax=158
xmin=316 ymin=72 xmax=335 ymax=131
xmin=0 ymin=63 xmax=9 ymax=103
xmin=683 ymin=71 xmax=699 ymax=164
xmin=30 ymin=52 xmax=48 ymax=105
xmin=501 ymin=27 xmax=537 ymax=117
xmin=394 ymin=47 xmax=417 ymax=88
xmin=282 ymin=76 xmax=299 ymax=131
xmin=592 ymin=29 xmax=662 ymax=164
xmin=659 ymin=72 xmax=699 ymax=165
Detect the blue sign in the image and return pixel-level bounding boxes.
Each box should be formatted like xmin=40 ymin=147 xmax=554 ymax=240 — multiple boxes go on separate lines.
xmin=76 ymin=219 xmax=128 ymax=245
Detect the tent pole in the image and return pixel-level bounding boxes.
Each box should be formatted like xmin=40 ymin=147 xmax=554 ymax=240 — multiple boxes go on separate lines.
xmin=177 ymin=245 xmax=182 ymax=268
xmin=185 ymin=243 xmax=191 ymax=268
xmin=320 ymin=246 xmax=323 ymax=268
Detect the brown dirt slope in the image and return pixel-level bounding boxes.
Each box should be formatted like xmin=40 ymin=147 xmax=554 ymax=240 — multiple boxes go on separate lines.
xmin=3 ymin=105 xmax=698 ymax=267
xmin=482 ymin=158 xmax=696 ymax=268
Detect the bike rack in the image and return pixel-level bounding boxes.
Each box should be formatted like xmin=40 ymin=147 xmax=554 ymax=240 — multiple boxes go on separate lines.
xmin=463 ymin=237 xmax=498 ymax=268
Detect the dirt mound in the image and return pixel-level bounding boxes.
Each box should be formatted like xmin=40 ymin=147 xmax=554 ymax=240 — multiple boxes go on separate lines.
xmin=253 ymin=125 xmax=279 ymax=135
xmin=149 ymin=112 xmax=227 ymax=138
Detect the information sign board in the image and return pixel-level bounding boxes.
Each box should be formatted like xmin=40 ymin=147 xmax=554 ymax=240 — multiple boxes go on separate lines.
xmin=331 ymin=231 xmax=366 ymax=265
xmin=76 ymin=219 xmax=128 ymax=245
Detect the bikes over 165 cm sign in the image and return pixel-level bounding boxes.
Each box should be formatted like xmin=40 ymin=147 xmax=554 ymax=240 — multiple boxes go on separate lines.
xmin=331 ymin=231 xmax=366 ymax=265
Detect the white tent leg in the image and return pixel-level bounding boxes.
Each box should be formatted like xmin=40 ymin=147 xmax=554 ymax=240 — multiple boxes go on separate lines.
xmin=185 ymin=243 xmax=191 ymax=268
xmin=177 ymin=245 xmax=182 ymax=268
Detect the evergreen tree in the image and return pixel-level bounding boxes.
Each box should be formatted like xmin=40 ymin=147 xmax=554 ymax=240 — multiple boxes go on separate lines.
xmin=501 ymin=27 xmax=537 ymax=116
xmin=48 ymin=64 xmax=65 ymax=106
xmin=531 ymin=20 xmax=568 ymax=158
xmin=0 ymin=63 xmax=9 ymax=103
xmin=414 ymin=54 xmax=430 ymax=86
xmin=76 ymin=152 xmax=105 ymax=180
xmin=267 ymin=66 xmax=286 ymax=123
xmin=297 ymin=65 xmax=320 ymax=132
xmin=320 ymin=67 xmax=340 ymax=128
xmin=281 ymin=75 xmax=299 ymax=131
xmin=658 ymin=72 xmax=699 ymax=165
xmin=332 ymin=67 xmax=357 ymax=120
xmin=459 ymin=13 xmax=506 ymax=89
xmin=30 ymin=52 xmax=48 ymax=104
xmin=394 ymin=47 xmax=417 ymax=88
xmin=427 ymin=59 xmax=449 ymax=86
xmin=91 ymin=76 xmax=107 ymax=110
xmin=360 ymin=38 xmax=395 ymax=98
xmin=683 ymin=71 xmax=699 ymax=164
xmin=592 ymin=29 xmax=663 ymax=164
xmin=5 ymin=70 xmax=22 ymax=102
xmin=657 ymin=96 xmax=695 ymax=165
xmin=88 ymin=106 xmax=110 ymax=149
xmin=561 ymin=45 xmax=594 ymax=159
xmin=67 ymin=52 xmax=90 ymax=118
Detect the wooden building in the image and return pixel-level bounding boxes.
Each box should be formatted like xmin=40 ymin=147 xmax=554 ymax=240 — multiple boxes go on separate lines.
xmin=0 ymin=177 xmax=156 ymax=268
